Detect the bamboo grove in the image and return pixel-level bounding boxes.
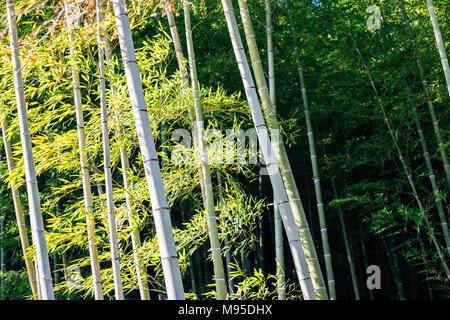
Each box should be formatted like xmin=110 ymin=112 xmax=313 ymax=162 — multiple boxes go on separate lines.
xmin=0 ymin=0 xmax=448 ymax=300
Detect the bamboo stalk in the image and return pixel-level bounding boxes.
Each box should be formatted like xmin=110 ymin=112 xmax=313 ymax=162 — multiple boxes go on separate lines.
xmin=237 ymin=0 xmax=328 ymax=300
xmin=64 ymin=1 xmax=103 ymax=299
xmin=6 ymin=0 xmax=54 ymax=300
xmin=425 ymin=0 xmax=450 ymax=97
xmin=112 ymin=0 xmax=184 ymax=300
xmin=323 ymin=152 xmax=360 ymax=300
xmin=398 ymin=0 xmax=450 ymax=187
xmin=1 ymin=114 xmax=38 ymax=299
xmin=103 ymin=28 xmax=151 ymax=301
xmin=217 ymin=170 xmax=234 ymax=294
xmin=183 ymin=0 xmax=228 ymax=300
xmin=285 ymin=3 xmax=335 ymax=299
xmin=163 ymin=0 xmax=207 ymax=205
xmin=265 ymin=0 xmax=285 ymax=300
xmin=95 ymin=0 xmax=124 ymax=300
xmin=221 ymin=0 xmax=316 ymax=299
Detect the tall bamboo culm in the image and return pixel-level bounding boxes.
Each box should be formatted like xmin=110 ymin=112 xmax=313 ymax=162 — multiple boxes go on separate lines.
xmin=103 ymin=31 xmax=151 ymax=300
xmin=64 ymin=2 xmax=103 ymax=300
xmin=243 ymin=0 xmax=329 ymax=301
xmin=264 ymin=0 xmax=285 ymax=300
xmin=285 ymin=3 xmax=335 ymax=299
xmin=398 ymin=0 xmax=450 ymax=186
xmin=221 ymin=0 xmax=316 ymax=300
xmin=321 ymin=149 xmax=360 ymax=299
xmin=237 ymin=0 xmax=327 ymax=299
xmin=353 ymin=37 xmax=450 ymax=277
xmin=1 ymin=114 xmax=38 ymax=299
xmin=95 ymin=0 xmax=124 ymax=300
xmin=425 ymin=0 xmax=450 ymax=97
xmin=164 ymin=0 xmax=207 ymax=205
xmin=112 ymin=0 xmax=185 ymax=300
xmin=6 ymin=0 xmax=54 ymax=300
xmin=184 ymin=0 xmax=228 ymax=300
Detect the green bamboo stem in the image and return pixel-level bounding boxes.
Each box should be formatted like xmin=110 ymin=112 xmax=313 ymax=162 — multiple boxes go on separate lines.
xmin=381 ymin=237 xmax=406 ymax=300
xmin=103 ymin=33 xmax=151 ymax=301
xmin=1 ymin=114 xmax=38 ymax=299
xmin=409 ymin=91 xmax=450 ymax=256
xmin=238 ymin=0 xmax=328 ymax=300
xmin=184 ymin=0 xmax=228 ymax=300
xmin=64 ymin=2 xmax=103 ymax=300
xmin=112 ymin=0 xmax=185 ymax=300
xmin=398 ymin=0 xmax=450 ymax=186
xmin=221 ymin=0 xmax=316 ymax=299
xmin=265 ymin=0 xmax=285 ymax=300
xmin=217 ymin=169 xmax=234 ymax=294
xmin=323 ymin=153 xmax=360 ymax=300
xmin=425 ymin=0 xmax=450 ymax=97
xmin=163 ymin=0 xmax=207 ymax=205
xmin=285 ymin=3 xmax=335 ymax=299
xmin=353 ymin=38 xmax=450 ymax=278
xmin=95 ymin=0 xmax=124 ymax=300
xmin=6 ymin=0 xmax=54 ymax=300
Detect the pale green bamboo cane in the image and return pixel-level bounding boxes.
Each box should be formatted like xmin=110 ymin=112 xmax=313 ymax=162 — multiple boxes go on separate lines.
xmin=163 ymin=0 xmax=207 ymax=205
xmin=184 ymin=0 xmax=228 ymax=300
xmin=265 ymin=0 xmax=285 ymax=300
xmin=408 ymin=88 xmax=450 ymax=256
xmin=237 ymin=0 xmax=328 ymax=300
xmin=103 ymin=32 xmax=151 ymax=301
xmin=285 ymin=3 xmax=335 ymax=299
xmin=64 ymin=1 xmax=103 ymax=299
xmin=425 ymin=0 xmax=450 ymax=97
xmin=95 ymin=0 xmax=124 ymax=300
xmin=221 ymin=0 xmax=316 ymax=299
xmin=1 ymin=114 xmax=38 ymax=299
xmin=112 ymin=0 xmax=185 ymax=299
xmin=398 ymin=0 xmax=450 ymax=186
xmin=217 ymin=169 xmax=234 ymax=294
xmin=6 ymin=0 xmax=54 ymax=300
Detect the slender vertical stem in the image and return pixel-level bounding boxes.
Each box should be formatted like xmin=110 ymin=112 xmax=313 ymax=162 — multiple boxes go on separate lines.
xmin=103 ymin=29 xmax=151 ymax=302
xmin=324 ymin=153 xmax=360 ymax=300
xmin=265 ymin=0 xmax=285 ymax=300
xmin=112 ymin=0 xmax=184 ymax=300
xmin=164 ymin=0 xmax=207 ymax=205
xmin=1 ymin=114 xmax=38 ymax=299
xmin=184 ymin=0 xmax=227 ymax=300
xmin=221 ymin=0 xmax=316 ymax=299
xmin=6 ymin=0 xmax=54 ymax=300
xmin=285 ymin=3 xmax=335 ymax=299
xmin=217 ymin=170 xmax=234 ymax=294
xmin=96 ymin=0 xmax=124 ymax=300
xmin=237 ymin=0 xmax=327 ymax=300
xmin=64 ymin=1 xmax=103 ymax=299
xmin=425 ymin=0 xmax=450 ymax=97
